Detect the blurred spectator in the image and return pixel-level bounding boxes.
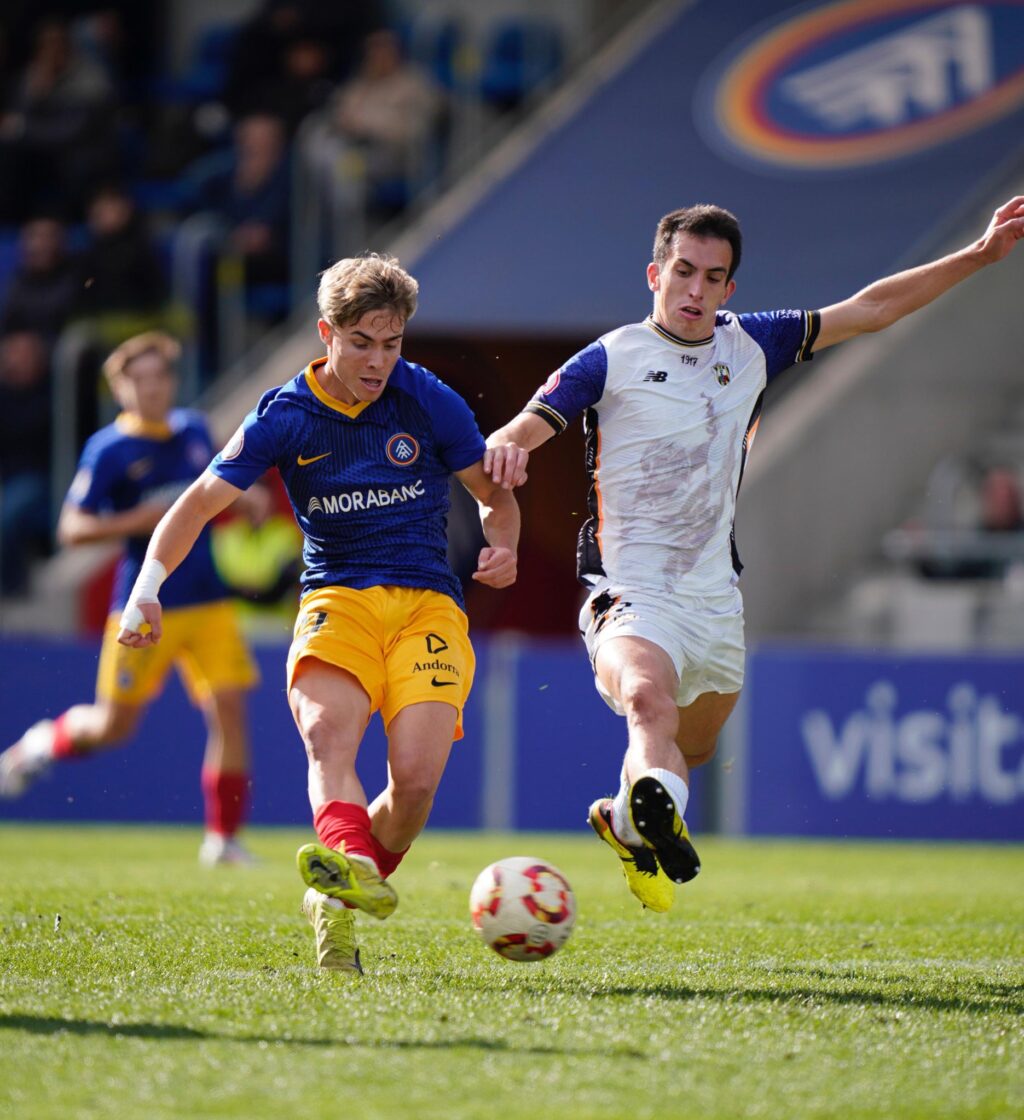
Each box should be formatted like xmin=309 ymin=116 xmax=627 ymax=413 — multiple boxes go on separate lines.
xmin=192 ymin=112 xmax=291 ymax=290
xmin=223 ymin=0 xmax=387 ymax=117
xmin=330 ymin=28 xmax=446 ymax=221
xmin=0 ymin=329 xmax=52 ymax=596
xmin=1 ymin=215 xmax=80 ymax=339
xmin=0 ymin=16 xmax=118 ymax=222
xmin=75 ymin=182 xmax=169 ymax=325
xmin=917 ymin=463 xmax=1024 ymax=581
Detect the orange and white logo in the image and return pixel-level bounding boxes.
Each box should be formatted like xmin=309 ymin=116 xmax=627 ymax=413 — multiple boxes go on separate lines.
xmin=386 ymin=433 xmax=420 ymax=465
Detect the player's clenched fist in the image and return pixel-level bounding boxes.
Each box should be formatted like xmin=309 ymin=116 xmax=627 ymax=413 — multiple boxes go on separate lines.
xmin=117 ymin=598 xmax=163 ymax=647
xmin=471 ymin=546 xmax=517 ymax=588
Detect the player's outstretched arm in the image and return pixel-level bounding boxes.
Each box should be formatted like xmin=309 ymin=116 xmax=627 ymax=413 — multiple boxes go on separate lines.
xmin=117 ymin=470 xmax=244 ymax=648
xmin=455 ymin=461 xmax=520 ymax=589
xmin=484 ymin=412 xmax=556 ymax=488
xmin=817 ymin=195 xmax=1024 ymax=351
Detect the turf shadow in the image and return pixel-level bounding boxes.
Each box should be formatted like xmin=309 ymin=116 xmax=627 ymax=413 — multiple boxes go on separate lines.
xmin=0 ymin=1014 xmax=644 ymax=1057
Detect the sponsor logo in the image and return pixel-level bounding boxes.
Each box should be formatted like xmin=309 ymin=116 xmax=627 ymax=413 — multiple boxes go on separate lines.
xmin=802 ymin=681 xmax=1023 ymax=804
xmin=430 ymin=676 xmax=457 ymax=688
xmin=220 ymin=425 xmax=245 ymax=461
xmin=126 ymin=457 xmax=154 ymax=480
xmin=643 ymin=370 xmax=669 ymax=383
xmin=412 ymin=658 xmax=461 ymax=677
xmin=713 ymin=362 xmax=732 ymax=386
xmin=426 ymin=633 xmax=449 ymax=654
xmin=297 ymin=451 xmax=332 ymax=466
xmin=386 ymin=433 xmax=420 ymax=466
xmin=701 ymin=1 xmax=1024 ymax=168
xmin=307 ymin=479 xmax=425 ymax=515
xmin=540 ymin=370 xmax=561 ymax=395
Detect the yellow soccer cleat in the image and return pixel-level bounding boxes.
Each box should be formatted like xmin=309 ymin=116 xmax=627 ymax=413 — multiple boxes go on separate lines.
xmin=588 ymin=798 xmax=674 ymax=913
xmin=629 ymin=776 xmax=701 ymax=885
xmin=301 ymin=888 xmax=362 ymax=973
xmin=296 ymin=841 xmax=398 ymax=920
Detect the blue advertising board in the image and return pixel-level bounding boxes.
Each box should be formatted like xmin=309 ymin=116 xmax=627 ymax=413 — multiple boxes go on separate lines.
xmin=745 ymin=645 xmax=1024 ymax=840
xmin=0 ymin=634 xmax=708 ymax=834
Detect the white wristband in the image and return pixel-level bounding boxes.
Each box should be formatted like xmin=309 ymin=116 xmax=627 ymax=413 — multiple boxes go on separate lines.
xmin=130 ymin=558 xmax=167 ymax=604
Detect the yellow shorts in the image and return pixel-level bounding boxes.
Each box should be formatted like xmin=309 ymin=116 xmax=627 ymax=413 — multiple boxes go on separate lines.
xmin=287 ymin=586 xmax=475 ymax=739
xmin=97 ymin=599 xmax=259 ymax=707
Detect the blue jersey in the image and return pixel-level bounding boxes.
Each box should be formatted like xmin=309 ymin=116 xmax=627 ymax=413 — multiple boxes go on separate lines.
xmin=68 ymin=410 xmax=227 ymax=612
xmin=209 ymin=357 xmax=487 ymax=608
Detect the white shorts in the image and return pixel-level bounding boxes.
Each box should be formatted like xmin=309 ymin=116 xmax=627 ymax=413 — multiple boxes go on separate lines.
xmin=578 ymin=581 xmax=746 ymax=714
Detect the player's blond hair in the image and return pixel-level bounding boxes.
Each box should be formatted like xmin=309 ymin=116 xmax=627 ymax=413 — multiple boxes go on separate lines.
xmin=317 ymin=253 xmax=418 ymax=329
xmin=102 ymin=331 xmax=181 ymax=387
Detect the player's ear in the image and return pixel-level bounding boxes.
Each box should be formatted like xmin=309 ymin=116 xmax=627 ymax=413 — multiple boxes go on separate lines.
xmin=646 ymin=261 xmax=660 ymax=292
xmin=721 ymin=278 xmax=736 ymax=305
xmin=317 ymin=318 xmax=332 ymax=344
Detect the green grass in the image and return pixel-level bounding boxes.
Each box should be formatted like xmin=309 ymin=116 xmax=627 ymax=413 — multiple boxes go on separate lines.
xmin=1 ymin=826 xmax=1021 ymax=1120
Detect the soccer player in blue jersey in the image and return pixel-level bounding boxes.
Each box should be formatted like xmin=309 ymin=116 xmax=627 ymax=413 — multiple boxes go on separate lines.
xmin=486 ymin=195 xmax=1024 ymax=913
xmin=0 ymin=332 xmax=260 ymax=866
xmin=116 ymin=254 xmax=525 ymax=972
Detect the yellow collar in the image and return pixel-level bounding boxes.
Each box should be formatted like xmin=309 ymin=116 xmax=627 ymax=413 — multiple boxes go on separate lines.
xmin=305 ymin=358 xmax=373 ymax=418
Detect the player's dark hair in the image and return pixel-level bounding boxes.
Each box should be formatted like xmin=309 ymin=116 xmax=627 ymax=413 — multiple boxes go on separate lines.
xmin=653 ymin=204 xmax=743 ymax=280
xmin=318 ymin=253 xmax=418 ymax=328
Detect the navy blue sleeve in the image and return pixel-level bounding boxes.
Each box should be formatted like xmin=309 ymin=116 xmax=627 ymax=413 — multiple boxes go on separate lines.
xmin=209 ymin=389 xmax=282 ymax=490
xmin=426 ymin=378 xmax=487 ymax=473
xmin=66 ymin=433 xmax=118 ymax=513
xmin=524 ymin=341 xmax=608 ymax=433
xmin=736 ymin=310 xmax=820 ymax=382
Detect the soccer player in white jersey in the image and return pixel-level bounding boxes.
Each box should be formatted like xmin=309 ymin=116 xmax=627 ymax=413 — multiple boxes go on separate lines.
xmin=483 ymin=196 xmax=1024 ymax=912
xmin=117 ymin=254 xmax=526 ymax=973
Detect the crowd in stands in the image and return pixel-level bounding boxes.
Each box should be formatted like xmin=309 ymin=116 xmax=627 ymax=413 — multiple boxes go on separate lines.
xmin=0 ymin=1 xmax=570 ymax=603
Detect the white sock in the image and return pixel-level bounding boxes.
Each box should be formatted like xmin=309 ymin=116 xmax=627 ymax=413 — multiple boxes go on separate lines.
xmin=640 ymin=767 xmax=690 ymax=820
xmin=21 ymin=719 xmax=57 ymax=764
xmin=611 ymin=766 xmax=642 ymax=846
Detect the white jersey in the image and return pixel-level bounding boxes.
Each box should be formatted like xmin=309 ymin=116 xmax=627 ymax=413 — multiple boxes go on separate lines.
xmin=525 ymin=311 xmax=819 ymax=600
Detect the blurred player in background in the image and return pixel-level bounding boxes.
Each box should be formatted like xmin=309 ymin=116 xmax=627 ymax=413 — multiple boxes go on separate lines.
xmin=0 ymin=331 xmax=260 ymax=867
xmin=116 ymin=254 xmax=524 ymax=974
xmin=484 ymin=195 xmax=1024 ymax=913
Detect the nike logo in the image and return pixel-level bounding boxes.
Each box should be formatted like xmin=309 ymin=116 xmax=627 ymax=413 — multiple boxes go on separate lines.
xmin=431 ymin=676 xmax=457 ymax=688
xmin=297 ymin=451 xmax=332 ymax=466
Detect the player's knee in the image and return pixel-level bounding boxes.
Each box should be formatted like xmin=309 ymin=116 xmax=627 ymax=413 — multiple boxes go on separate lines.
xmin=619 ymin=676 xmax=676 ymax=732
xmin=389 ymin=773 xmax=438 ymax=814
xmin=100 ymin=707 xmax=139 ymax=744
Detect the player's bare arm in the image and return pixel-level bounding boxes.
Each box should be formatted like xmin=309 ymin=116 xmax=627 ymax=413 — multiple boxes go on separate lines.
xmin=455 ymin=460 xmax=520 ymax=589
xmin=485 ymin=411 xmax=557 ymax=465
xmin=57 ymin=497 xmax=175 ymax=547
xmin=117 ymin=470 xmax=244 ymax=648
xmin=817 ymin=195 xmax=1024 ymax=350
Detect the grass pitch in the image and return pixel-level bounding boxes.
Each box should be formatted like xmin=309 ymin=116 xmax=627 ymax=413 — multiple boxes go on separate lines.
xmin=1 ymin=825 xmax=1021 ymax=1120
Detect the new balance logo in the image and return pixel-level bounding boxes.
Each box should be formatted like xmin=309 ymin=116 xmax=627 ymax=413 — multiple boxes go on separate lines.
xmin=643 ymin=370 xmax=668 ymax=383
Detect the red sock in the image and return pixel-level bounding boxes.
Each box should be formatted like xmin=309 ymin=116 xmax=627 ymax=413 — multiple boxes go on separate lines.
xmin=313 ymin=800 xmax=376 ymax=861
xmin=368 ymin=832 xmax=408 ymax=879
xmin=201 ymin=767 xmax=249 ymax=837
xmin=50 ymin=713 xmax=78 ymax=760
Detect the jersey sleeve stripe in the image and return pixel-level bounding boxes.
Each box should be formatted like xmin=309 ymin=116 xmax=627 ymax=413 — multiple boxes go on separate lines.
xmin=798 ymin=310 xmax=821 ymax=361
xmin=524 ymin=399 xmax=568 ymax=433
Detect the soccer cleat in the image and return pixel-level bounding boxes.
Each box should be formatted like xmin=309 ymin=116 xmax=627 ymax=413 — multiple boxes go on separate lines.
xmin=0 ymin=720 xmax=55 ymax=798
xmin=198 ymin=833 xmax=258 ymax=868
xmin=588 ymin=798 xmax=674 ymax=913
xmin=296 ymin=841 xmax=398 ymax=920
xmin=302 ymin=888 xmax=363 ymax=973
xmin=629 ymin=775 xmax=701 ymax=885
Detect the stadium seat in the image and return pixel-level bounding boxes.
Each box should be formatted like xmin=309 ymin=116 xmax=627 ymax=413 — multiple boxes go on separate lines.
xmin=478 ymin=18 xmax=564 ymax=112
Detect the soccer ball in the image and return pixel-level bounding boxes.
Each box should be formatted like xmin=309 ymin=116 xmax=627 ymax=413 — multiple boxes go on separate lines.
xmin=469 ymin=856 xmax=576 ymax=962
